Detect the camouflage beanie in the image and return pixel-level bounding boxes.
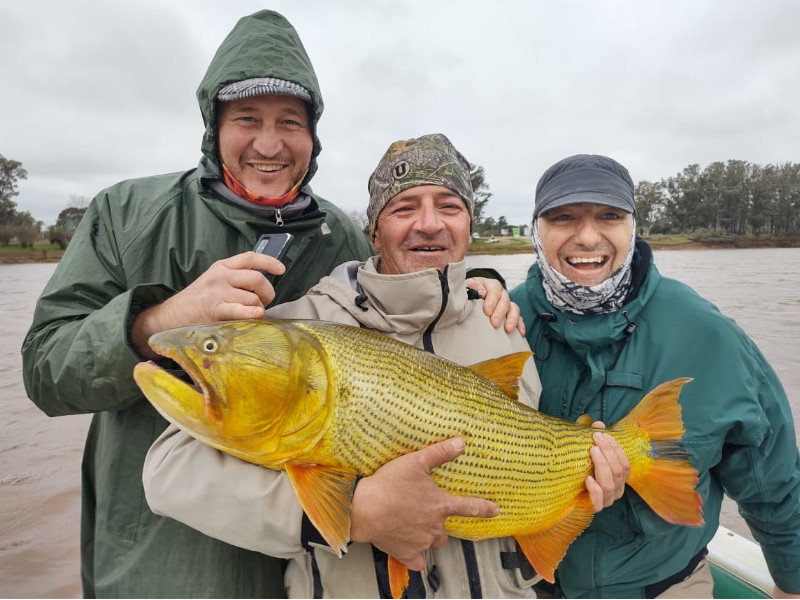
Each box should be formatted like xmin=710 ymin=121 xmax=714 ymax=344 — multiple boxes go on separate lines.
xmin=367 ymin=133 xmax=474 ymax=237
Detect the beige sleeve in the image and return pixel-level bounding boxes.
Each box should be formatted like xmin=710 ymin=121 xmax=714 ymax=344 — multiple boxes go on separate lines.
xmin=143 ymin=424 xmax=307 ymax=558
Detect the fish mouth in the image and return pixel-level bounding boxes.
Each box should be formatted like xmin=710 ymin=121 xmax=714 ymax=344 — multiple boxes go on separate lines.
xmin=133 ymin=361 xmax=207 ymax=423
xmin=133 ymin=330 xmax=223 ymax=426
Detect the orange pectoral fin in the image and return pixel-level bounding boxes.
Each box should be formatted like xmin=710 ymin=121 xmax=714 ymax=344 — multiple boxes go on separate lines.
xmin=514 ymin=491 xmax=595 ymax=583
xmin=285 ymin=462 xmax=358 ymax=556
xmin=468 ymin=351 xmax=532 ymax=399
xmin=388 ymin=556 xmax=410 ymax=600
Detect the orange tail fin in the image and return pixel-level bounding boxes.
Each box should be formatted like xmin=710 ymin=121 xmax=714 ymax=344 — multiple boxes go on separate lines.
xmin=614 ymin=378 xmax=704 ymax=526
xmin=388 ymin=556 xmax=410 ymax=600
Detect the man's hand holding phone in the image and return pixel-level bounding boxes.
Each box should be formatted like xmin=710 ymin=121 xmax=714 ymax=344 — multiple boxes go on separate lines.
xmin=130 ymin=233 xmax=294 ymax=359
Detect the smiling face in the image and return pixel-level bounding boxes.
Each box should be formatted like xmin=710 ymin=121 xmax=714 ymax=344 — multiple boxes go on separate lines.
xmin=373 ymin=185 xmax=472 ymax=275
xmin=537 ymin=202 xmax=634 ymax=287
xmin=217 ymin=94 xmax=313 ymax=197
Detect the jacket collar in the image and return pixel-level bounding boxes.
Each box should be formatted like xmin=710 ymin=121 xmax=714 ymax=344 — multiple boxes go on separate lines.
xmin=315 ymin=257 xmax=473 ymax=338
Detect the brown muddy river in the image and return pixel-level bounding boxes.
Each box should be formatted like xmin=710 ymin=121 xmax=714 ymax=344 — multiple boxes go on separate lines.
xmin=1 ymin=247 xmax=798 ymax=597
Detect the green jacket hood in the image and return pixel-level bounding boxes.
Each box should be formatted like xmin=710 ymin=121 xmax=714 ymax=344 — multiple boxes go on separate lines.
xmin=196 ymin=10 xmax=324 ymax=186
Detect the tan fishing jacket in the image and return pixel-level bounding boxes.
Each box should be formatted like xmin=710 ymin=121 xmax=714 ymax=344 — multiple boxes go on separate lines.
xmin=144 ymin=258 xmax=542 ymax=598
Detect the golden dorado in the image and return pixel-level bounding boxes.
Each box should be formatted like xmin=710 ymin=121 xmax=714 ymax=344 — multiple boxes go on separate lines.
xmin=133 ymin=319 xmax=703 ymax=598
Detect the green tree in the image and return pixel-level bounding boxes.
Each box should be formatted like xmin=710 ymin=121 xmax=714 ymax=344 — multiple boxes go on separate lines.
xmin=748 ymin=164 xmax=775 ymax=235
xmin=773 ymin=162 xmax=800 ymax=234
xmin=0 ymin=154 xmax=28 ymax=225
xmin=56 ymin=206 xmax=88 ymax=231
xmin=634 ymin=181 xmax=665 ymax=236
xmin=10 ymin=210 xmax=42 ymax=248
xmin=469 ymin=163 xmax=493 ymax=228
xmin=49 ymin=205 xmax=89 ymax=248
xmin=482 ymin=216 xmax=496 ymax=237
xmin=663 ymin=164 xmax=703 ymax=233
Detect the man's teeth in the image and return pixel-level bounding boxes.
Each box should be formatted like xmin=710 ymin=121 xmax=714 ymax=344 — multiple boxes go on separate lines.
xmin=413 ymin=247 xmax=443 ymax=251
xmin=568 ymin=257 xmax=603 ymax=264
xmin=254 ymin=164 xmax=283 ymax=172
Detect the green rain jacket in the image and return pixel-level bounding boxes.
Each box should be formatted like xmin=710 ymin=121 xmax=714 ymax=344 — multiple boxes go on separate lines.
xmin=510 ymin=240 xmax=800 ymax=598
xmin=21 ymin=11 xmax=371 ymax=599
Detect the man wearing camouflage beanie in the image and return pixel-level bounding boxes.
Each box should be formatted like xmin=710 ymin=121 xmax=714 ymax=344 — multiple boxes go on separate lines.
xmin=367 ymin=133 xmax=474 ymax=233
xmin=144 ymin=134 xmax=629 ymax=597
xmin=366 ymin=133 xmax=475 ymax=275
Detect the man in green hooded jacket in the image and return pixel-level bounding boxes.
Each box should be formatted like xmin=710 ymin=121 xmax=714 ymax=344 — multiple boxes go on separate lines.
xmin=511 ymin=153 xmax=800 ymax=597
xmin=20 ymin=11 xmax=375 ymax=598
xmin=21 ymin=11 xmax=517 ymax=597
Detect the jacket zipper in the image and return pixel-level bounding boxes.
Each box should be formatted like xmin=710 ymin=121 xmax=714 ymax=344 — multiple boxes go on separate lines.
xmin=275 ymin=207 xmax=283 ymax=226
xmin=422 ymin=267 xmax=449 ymax=353
xmin=421 ymin=268 xmax=485 ymax=597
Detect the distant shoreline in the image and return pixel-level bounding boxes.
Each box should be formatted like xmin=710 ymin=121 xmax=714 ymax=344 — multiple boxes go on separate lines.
xmin=466 ymin=232 xmax=800 ymax=255
xmin=2 ymin=233 xmax=799 ymax=264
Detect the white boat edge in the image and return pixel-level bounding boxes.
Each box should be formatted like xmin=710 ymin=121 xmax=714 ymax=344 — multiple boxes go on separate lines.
xmin=708 ymin=525 xmax=775 ymax=597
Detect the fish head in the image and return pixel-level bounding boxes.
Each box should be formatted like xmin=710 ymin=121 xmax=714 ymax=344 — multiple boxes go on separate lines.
xmin=133 ymin=319 xmax=331 ymax=466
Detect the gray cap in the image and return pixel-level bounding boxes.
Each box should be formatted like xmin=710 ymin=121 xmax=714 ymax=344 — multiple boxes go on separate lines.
xmin=218 ymin=77 xmax=312 ymax=103
xmin=367 ymin=133 xmax=473 ymax=236
xmin=533 ymin=154 xmax=635 ymax=220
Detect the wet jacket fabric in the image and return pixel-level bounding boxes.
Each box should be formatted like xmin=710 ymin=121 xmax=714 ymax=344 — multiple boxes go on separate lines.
xmin=21 ymin=10 xmax=372 ymax=599
xmin=144 ymin=258 xmax=543 ymax=598
xmin=510 ymin=240 xmax=800 ymax=598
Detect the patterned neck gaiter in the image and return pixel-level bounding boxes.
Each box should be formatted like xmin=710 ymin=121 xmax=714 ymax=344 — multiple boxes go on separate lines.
xmin=222 ymin=163 xmax=307 ymax=207
xmin=532 ymin=217 xmax=636 ymax=315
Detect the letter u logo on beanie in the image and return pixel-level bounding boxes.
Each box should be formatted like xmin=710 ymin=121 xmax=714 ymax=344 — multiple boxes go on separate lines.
xmin=393 ymin=161 xmax=410 ymax=179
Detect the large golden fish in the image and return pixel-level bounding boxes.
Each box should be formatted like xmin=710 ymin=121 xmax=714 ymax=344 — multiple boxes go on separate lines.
xmin=134 ymin=319 xmax=703 ymax=598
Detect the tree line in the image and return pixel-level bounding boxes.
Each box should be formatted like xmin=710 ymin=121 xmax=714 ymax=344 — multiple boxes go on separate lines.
xmin=1 ymin=154 xmax=87 ymax=248
xmin=0 ymin=154 xmax=40 ymax=247
xmin=635 ymin=160 xmax=800 ymax=237
xmin=474 ymin=159 xmax=800 ymax=239
xmin=4 ymin=153 xmax=799 ymax=251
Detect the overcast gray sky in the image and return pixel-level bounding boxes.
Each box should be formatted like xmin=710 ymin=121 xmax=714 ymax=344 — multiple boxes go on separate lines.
xmin=2 ymin=0 xmax=799 ymax=227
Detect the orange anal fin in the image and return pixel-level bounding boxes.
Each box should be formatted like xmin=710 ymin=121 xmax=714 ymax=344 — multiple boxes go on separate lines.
xmin=575 ymin=413 xmax=593 ymax=427
xmin=514 ymin=491 xmax=595 ymax=583
xmin=285 ymin=462 xmax=358 ymax=556
xmin=388 ymin=556 xmax=410 ymax=600
xmin=468 ymin=351 xmax=532 ymax=399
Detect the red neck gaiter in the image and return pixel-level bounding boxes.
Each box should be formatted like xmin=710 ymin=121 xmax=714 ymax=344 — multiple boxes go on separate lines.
xmin=222 ymin=163 xmax=307 ymax=207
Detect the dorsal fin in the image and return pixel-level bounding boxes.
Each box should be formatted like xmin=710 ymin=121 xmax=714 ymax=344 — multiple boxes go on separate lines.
xmin=468 ymin=351 xmax=532 ymax=399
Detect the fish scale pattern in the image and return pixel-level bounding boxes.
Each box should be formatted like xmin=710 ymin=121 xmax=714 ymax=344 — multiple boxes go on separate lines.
xmin=292 ymin=321 xmax=642 ymax=540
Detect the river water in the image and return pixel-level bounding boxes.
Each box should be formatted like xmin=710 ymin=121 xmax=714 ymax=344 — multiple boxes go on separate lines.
xmin=1 ymin=248 xmax=799 ymax=597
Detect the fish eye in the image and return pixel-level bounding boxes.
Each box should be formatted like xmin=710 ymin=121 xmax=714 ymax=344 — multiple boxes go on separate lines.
xmin=201 ymin=338 xmax=218 ymax=354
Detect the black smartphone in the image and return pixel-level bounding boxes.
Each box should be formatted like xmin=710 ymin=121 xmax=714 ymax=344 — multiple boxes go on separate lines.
xmin=253 ymin=232 xmax=294 ymax=284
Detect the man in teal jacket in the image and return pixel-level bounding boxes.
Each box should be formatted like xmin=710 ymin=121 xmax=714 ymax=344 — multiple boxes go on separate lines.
xmin=510 ymin=154 xmax=800 ymax=598
xmin=20 ymin=11 xmax=374 ymax=598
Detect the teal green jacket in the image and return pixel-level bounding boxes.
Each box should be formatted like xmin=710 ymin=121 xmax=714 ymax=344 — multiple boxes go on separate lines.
xmin=21 ymin=10 xmax=371 ymax=599
xmin=510 ymin=241 xmax=800 ymax=597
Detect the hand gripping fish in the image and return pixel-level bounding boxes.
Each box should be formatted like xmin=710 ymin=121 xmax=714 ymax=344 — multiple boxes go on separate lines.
xmin=133 ymin=319 xmax=703 ymax=598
